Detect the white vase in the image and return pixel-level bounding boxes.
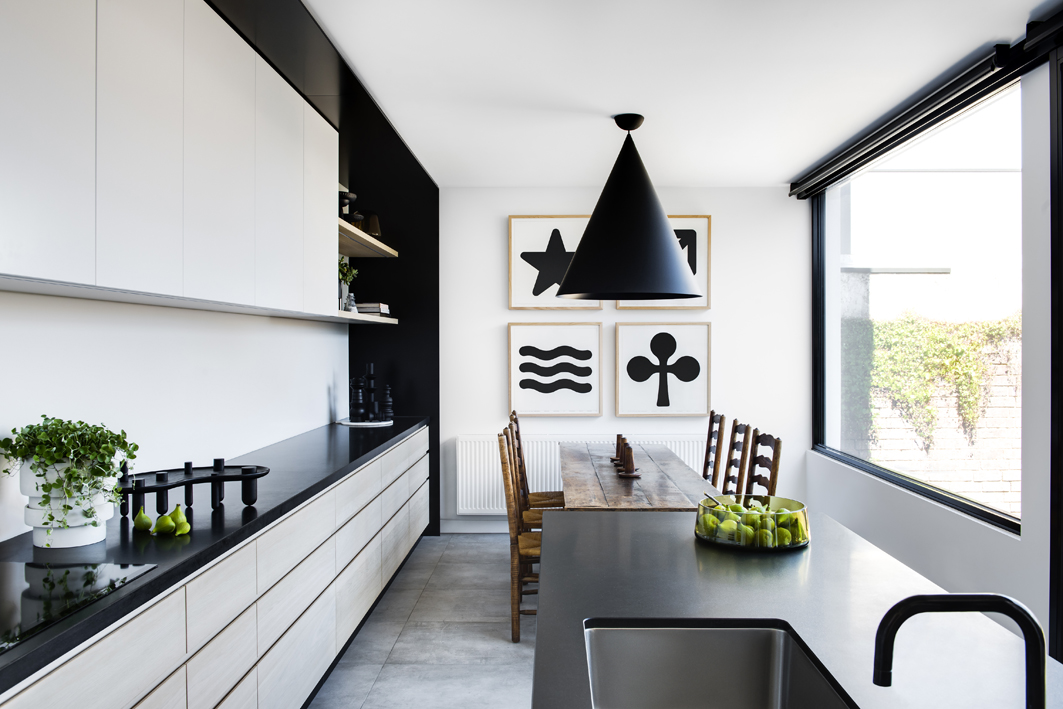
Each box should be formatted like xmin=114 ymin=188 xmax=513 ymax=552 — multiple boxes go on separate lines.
xmin=19 ymin=460 xmax=116 ymax=548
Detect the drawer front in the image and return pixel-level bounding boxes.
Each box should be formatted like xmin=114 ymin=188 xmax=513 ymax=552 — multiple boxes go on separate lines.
xmin=381 ymin=504 xmax=410 ymax=582
xmin=258 ymin=536 xmax=336 ymax=654
xmin=134 ymin=666 xmax=185 ymax=709
xmin=216 ymin=667 xmax=256 ymax=709
xmin=336 ymin=495 xmax=381 ymax=570
xmin=187 ymin=604 xmax=256 ymax=709
xmin=380 ymin=473 xmax=408 ymax=524
xmin=335 ymin=458 xmax=381 ymax=526
xmin=335 ymin=534 xmax=381 ymax=644
xmin=186 ymin=542 xmax=257 ymax=653
xmin=7 ymin=589 xmax=185 ymax=709
xmin=258 ymin=586 xmax=336 ymax=709
xmin=407 ymin=453 xmax=428 ymax=497
xmin=409 ymin=479 xmax=430 ymax=546
xmin=380 ymin=426 xmax=429 ymax=489
xmin=257 ymin=491 xmax=335 ymax=593
xmin=405 ymin=426 xmax=430 ymax=468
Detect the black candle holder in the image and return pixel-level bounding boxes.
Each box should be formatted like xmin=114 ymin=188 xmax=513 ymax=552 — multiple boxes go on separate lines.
xmin=117 ymin=463 xmax=269 ymax=515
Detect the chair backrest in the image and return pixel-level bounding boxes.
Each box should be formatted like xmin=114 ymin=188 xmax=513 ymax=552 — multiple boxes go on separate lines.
xmin=702 ymin=411 xmax=726 ymax=482
xmin=509 ymin=413 xmax=532 ymax=501
xmin=743 ymin=429 xmax=782 ymax=496
xmin=497 ymin=431 xmax=521 ymax=544
xmin=720 ymin=419 xmax=751 ymax=495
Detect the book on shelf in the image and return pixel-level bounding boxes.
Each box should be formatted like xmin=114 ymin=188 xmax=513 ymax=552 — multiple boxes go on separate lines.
xmin=356 ymin=303 xmax=389 ymax=315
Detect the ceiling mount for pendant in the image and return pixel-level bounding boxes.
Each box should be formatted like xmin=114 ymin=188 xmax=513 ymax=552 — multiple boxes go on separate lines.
xmin=555 ymin=115 xmax=702 ymax=301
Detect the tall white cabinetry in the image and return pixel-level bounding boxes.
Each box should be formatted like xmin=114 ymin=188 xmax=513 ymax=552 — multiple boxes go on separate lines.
xmin=304 ymin=105 xmax=340 ymax=316
xmin=0 ymin=0 xmax=96 ymax=285
xmin=96 ymin=0 xmax=185 ymax=295
xmin=183 ymin=0 xmax=256 ymax=306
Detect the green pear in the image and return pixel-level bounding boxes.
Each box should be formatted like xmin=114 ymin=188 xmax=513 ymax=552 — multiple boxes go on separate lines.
xmin=738 ymin=524 xmax=756 ymax=545
xmin=717 ymin=519 xmax=738 ymax=541
xmin=776 ymin=527 xmax=792 ymax=546
xmin=756 ymin=529 xmax=775 ymax=548
xmin=169 ymin=504 xmax=187 ymax=527
xmin=175 ymin=521 xmax=191 ymax=537
xmin=727 ymin=503 xmax=745 ymax=514
xmin=133 ymin=506 xmax=152 ymax=532
xmin=152 ymin=513 xmax=175 ymax=535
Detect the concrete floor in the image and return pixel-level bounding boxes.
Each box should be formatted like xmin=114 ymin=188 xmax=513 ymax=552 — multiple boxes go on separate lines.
xmin=309 ymin=533 xmax=536 ymax=709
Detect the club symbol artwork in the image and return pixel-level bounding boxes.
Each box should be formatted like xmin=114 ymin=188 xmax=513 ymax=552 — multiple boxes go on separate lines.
xmin=627 ymin=332 xmax=700 ymax=407
xmin=520 ymin=229 xmax=574 ymax=296
xmin=518 ymin=345 xmax=593 ymax=394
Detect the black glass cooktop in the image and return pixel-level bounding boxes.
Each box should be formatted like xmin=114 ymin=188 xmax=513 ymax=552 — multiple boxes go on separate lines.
xmin=0 ymin=562 xmax=154 ymax=655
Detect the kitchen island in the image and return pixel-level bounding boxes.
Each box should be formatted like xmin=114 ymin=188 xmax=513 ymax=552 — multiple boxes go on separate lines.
xmin=0 ymin=416 xmax=430 ymax=707
xmin=533 ymin=510 xmax=1063 ymax=708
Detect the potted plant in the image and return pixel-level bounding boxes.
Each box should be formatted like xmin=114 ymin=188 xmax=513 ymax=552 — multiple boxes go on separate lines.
xmin=0 ymin=416 xmax=139 ymax=548
xmin=339 ymin=257 xmax=359 ymax=311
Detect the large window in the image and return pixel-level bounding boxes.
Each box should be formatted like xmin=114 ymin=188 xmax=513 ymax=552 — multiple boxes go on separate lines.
xmin=821 ymin=84 xmax=1022 ymax=520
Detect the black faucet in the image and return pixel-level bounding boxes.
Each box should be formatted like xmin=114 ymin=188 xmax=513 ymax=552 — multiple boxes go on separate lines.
xmin=873 ymin=593 xmax=1046 ymax=709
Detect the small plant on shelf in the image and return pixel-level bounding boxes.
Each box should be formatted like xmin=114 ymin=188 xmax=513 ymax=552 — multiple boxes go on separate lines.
xmin=338 ymin=257 xmax=359 ymax=287
xmin=0 ymin=416 xmax=138 ymax=540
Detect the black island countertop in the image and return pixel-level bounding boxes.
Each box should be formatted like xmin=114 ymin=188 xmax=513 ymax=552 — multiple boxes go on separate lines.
xmin=533 ymin=510 xmax=1063 ymax=709
xmin=0 ymin=416 xmax=428 ymax=694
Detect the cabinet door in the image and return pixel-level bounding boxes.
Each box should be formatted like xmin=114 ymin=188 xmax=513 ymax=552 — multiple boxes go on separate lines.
xmin=303 ymin=105 xmax=339 ymax=315
xmin=336 ymin=534 xmax=381 ymax=645
xmin=257 ymin=492 xmax=335 ymax=593
xmin=186 ymin=542 xmax=257 ymax=653
xmin=254 ymin=55 xmax=303 ymax=311
xmin=257 ymin=536 xmax=336 ymax=655
xmin=335 ymin=459 xmax=382 ymax=527
xmin=216 ymin=668 xmax=256 ymax=709
xmin=258 ymin=586 xmax=337 ymax=709
xmin=96 ymin=0 xmax=184 ymax=295
xmin=381 ymin=504 xmax=410 ymax=582
xmin=187 ymin=605 xmax=257 ymax=709
xmin=183 ymin=0 xmax=255 ymax=305
xmin=337 ymin=496 xmax=381 ymax=570
xmin=134 ymin=666 xmax=186 ymax=709
xmin=0 ymin=0 xmax=95 ymax=285
xmin=410 ymin=480 xmax=430 ymax=548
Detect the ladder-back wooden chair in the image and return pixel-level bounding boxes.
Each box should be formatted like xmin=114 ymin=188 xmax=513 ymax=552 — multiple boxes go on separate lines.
xmin=742 ymin=429 xmax=782 ymax=497
xmin=719 ymin=419 xmax=751 ymax=495
xmin=505 ymin=426 xmax=544 ymax=531
xmin=702 ymin=411 xmax=726 ymax=483
xmin=498 ymin=430 xmax=540 ymax=642
xmin=509 ymin=412 xmax=565 ymax=509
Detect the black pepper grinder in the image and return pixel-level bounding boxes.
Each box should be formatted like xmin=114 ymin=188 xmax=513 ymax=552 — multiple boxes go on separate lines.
xmin=365 ymin=363 xmax=377 ymax=421
xmin=350 ymin=376 xmax=367 ymax=422
xmin=381 ymin=385 xmax=394 ymax=421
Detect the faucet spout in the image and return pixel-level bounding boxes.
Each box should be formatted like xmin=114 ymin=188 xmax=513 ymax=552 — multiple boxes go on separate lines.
xmin=872 ymin=593 xmax=1046 ymax=709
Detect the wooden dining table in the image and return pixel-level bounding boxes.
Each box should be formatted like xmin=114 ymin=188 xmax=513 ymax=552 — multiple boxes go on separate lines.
xmin=558 ymin=442 xmax=719 ymax=511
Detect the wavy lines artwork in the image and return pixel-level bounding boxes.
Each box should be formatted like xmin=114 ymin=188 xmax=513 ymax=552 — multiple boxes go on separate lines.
xmin=518 ymin=362 xmax=592 ymax=377
xmin=517 ymin=345 xmax=592 ymax=361
xmin=519 ymin=379 xmax=593 ymax=394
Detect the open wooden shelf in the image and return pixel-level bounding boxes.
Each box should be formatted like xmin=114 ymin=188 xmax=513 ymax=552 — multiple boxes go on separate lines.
xmin=338 ymin=218 xmax=398 ymax=258
xmin=333 ymin=310 xmax=398 ymax=325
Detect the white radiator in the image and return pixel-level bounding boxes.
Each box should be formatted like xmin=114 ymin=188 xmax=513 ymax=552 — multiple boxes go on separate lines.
xmin=456 ymin=434 xmax=708 ymax=515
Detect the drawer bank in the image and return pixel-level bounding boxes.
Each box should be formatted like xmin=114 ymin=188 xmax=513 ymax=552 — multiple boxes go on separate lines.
xmin=0 ymin=418 xmax=431 ymax=709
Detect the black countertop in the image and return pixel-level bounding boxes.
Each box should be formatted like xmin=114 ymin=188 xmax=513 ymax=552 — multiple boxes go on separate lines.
xmin=0 ymin=417 xmax=428 ymax=694
xmin=533 ymin=510 xmax=1063 ymax=709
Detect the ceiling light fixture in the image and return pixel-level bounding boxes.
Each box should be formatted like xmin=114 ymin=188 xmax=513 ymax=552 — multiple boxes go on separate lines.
xmin=556 ymin=114 xmax=701 ymax=300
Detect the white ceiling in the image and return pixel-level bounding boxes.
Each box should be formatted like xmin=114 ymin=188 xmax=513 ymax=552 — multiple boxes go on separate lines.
xmin=302 ymin=0 xmax=1051 ymax=188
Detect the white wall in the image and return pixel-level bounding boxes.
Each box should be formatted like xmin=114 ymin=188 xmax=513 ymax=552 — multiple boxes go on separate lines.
xmin=0 ymin=292 xmax=348 ymax=541
xmin=439 ymin=186 xmax=810 ymax=530
xmin=806 ymin=64 xmax=1052 ymax=628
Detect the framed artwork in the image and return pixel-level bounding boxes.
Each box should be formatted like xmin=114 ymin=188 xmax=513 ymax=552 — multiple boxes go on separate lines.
xmin=509 ymin=322 xmax=602 ymax=417
xmin=617 ymin=215 xmax=711 ymax=310
xmin=616 ymin=322 xmax=710 ymax=417
xmin=509 ymin=215 xmax=601 ymax=309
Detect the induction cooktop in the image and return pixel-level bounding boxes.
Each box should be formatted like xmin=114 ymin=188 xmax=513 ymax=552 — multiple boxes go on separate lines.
xmin=0 ymin=562 xmax=154 ymax=655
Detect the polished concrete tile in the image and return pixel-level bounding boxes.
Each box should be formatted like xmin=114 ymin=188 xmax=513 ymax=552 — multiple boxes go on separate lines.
xmin=424 ymin=562 xmax=510 ymax=591
xmin=388 ymin=620 xmax=536 ymax=665
xmin=360 ymin=664 xmax=534 ymax=709
xmin=308 ymin=663 xmax=382 ymax=709
xmin=409 ymin=588 xmax=511 ymax=623
xmin=370 ymin=587 xmax=423 ymax=623
xmin=387 ymin=559 xmax=436 ymax=591
xmin=338 ymin=619 xmax=406 ymax=665
xmin=445 ymin=533 xmax=508 ymax=547
xmin=437 ymin=542 xmax=511 ymax=565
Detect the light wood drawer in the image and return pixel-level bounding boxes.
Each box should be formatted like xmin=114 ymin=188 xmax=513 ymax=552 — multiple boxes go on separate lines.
xmin=258 ymin=585 xmax=336 ymax=709
xmin=134 ymin=666 xmax=185 ymax=709
xmin=380 ymin=473 xmax=408 ymax=524
xmin=216 ymin=667 xmax=256 ymax=709
xmin=380 ymin=426 xmax=428 ymax=489
xmin=407 ymin=454 xmax=428 ymax=497
xmin=406 ymin=427 xmax=430 ymax=467
xmin=186 ymin=542 xmax=257 ymax=653
xmin=337 ymin=495 xmax=381 ymax=570
xmin=187 ymin=604 xmax=256 ymax=709
xmin=258 ymin=536 xmax=336 ymax=654
xmin=7 ymin=589 xmax=185 ymax=709
xmin=335 ymin=458 xmax=381 ymax=526
xmin=409 ymin=479 xmax=430 ymax=547
xmin=381 ymin=504 xmax=410 ymax=582
xmin=257 ymin=491 xmax=335 ymax=593
xmin=335 ymin=534 xmax=381 ymax=645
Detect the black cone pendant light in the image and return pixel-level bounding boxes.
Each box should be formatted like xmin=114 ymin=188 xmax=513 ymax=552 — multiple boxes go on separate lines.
xmin=556 ymin=114 xmax=701 ymax=300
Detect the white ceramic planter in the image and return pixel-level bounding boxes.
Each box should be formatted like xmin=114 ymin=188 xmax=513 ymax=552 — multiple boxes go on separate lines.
xmin=19 ymin=460 xmax=117 ymax=548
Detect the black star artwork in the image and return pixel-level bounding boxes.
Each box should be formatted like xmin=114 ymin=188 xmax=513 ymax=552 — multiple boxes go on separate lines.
xmin=520 ymin=229 xmax=574 ymax=296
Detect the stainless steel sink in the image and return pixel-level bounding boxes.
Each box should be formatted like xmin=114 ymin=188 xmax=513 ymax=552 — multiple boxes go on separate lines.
xmin=583 ymin=618 xmax=858 ymax=709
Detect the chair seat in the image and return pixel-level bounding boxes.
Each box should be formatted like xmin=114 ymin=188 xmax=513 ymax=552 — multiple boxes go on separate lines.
xmin=522 ymin=509 xmax=544 ymax=527
xmin=528 ymin=491 xmax=565 ymax=508
xmin=518 ymin=532 xmax=542 ymax=558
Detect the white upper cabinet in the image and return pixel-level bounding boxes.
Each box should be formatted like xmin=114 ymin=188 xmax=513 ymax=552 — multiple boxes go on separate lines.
xmin=0 ymin=0 xmax=96 ymax=285
xmin=96 ymin=0 xmax=184 ymax=295
xmin=255 ymin=56 xmax=304 ymax=311
xmin=303 ymin=106 xmax=339 ymax=316
xmin=183 ymin=0 xmax=256 ymax=305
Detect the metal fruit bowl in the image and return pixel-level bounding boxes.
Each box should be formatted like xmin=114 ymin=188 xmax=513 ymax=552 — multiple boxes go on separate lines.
xmin=694 ymin=495 xmax=810 ymax=551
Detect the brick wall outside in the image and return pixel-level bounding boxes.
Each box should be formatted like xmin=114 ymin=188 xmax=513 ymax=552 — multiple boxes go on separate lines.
xmin=867 ymin=340 xmax=1021 ymax=517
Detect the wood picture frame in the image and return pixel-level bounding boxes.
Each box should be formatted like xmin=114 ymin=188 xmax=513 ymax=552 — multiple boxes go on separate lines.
xmin=617 ymin=215 xmax=711 ymax=310
xmin=615 ymin=322 xmax=710 ymax=417
xmin=508 ymin=215 xmax=601 ymax=310
xmin=509 ymin=322 xmax=603 ymax=417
